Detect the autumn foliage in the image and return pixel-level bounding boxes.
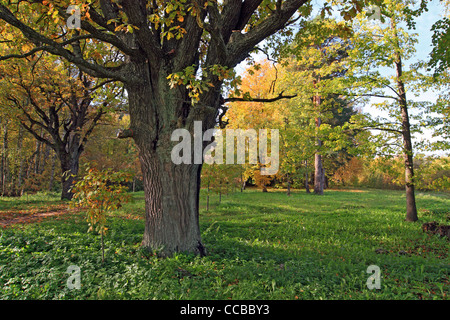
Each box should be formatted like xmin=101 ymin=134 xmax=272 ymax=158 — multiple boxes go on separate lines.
xmin=71 ymin=165 xmax=132 ymax=262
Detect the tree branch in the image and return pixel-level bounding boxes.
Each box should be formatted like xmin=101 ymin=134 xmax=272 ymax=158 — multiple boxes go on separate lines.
xmin=235 ymin=0 xmax=264 ymax=31
xmin=120 ymin=0 xmax=164 ymax=60
xmin=224 ymin=91 xmax=297 ymax=103
xmin=79 ymin=108 xmax=105 ymax=151
xmin=359 ymin=126 xmax=403 ymax=134
xmin=20 ymin=121 xmax=56 ymax=149
xmin=226 ymin=0 xmax=307 ymax=67
xmin=0 ymin=4 xmax=133 ymax=82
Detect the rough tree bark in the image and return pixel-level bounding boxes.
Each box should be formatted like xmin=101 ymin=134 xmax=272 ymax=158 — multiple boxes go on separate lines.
xmin=59 ymin=145 xmax=83 ymax=201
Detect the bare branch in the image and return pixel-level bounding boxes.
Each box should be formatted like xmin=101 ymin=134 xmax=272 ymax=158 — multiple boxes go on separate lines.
xmin=226 ymin=0 xmax=307 ymax=67
xmin=224 ymin=91 xmax=297 ymax=103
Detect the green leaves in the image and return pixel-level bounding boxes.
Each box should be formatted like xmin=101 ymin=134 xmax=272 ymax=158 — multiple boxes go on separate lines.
xmin=167 ymin=64 xmax=237 ymax=104
xmin=429 ymin=17 xmax=450 ymax=74
xmin=1 ymin=189 xmax=449 ymax=299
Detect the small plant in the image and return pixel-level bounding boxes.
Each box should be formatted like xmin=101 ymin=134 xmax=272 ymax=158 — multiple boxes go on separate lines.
xmin=71 ymin=165 xmax=132 ymax=263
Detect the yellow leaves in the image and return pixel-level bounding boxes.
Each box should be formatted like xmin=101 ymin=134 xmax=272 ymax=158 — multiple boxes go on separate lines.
xmin=114 ymin=23 xmax=138 ymax=34
xmin=4 ymin=33 xmax=14 ymax=41
xmin=71 ymin=165 xmax=132 ymax=236
xmin=21 ymin=44 xmax=33 ymax=52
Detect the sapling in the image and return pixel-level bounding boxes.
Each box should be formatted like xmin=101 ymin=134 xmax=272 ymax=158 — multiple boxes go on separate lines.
xmin=71 ymin=165 xmax=132 ymax=263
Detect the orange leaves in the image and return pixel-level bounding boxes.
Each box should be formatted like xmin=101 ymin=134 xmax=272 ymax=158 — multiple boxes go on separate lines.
xmin=226 ymin=60 xmax=280 ymax=130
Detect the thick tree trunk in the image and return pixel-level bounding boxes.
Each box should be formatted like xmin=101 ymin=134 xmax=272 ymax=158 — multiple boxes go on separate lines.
xmin=59 ymin=150 xmax=81 ymax=200
xmin=139 ymin=150 xmax=204 ymax=257
xmin=125 ymin=58 xmax=217 ymax=257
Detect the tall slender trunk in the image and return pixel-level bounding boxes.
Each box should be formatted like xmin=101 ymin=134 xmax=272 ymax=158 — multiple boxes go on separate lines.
xmin=393 ymin=20 xmax=418 ymax=222
xmin=1 ymin=119 xmax=8 ymax=196
xmin=305 ymin=159 xmax=311 ymax=193
xmin=48 ymin=151 xmax=57 ymax=191
xmin=395 ymin=58 xmax=418 ymax=222
xmin=40 ymin=143 xmax=51 ymax=174
xmin=314 ymin=115 xmax=324 ymax=195
xmin=17 ymin=126 xmax=25 ymax=192
xmin=34 ymin=129 xmax=43 ymax=175
xmin=312 ymin=80 xmax=325 ymax=195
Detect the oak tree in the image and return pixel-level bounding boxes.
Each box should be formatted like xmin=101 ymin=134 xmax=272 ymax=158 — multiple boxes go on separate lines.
xmin=0 ymin=0 xmax=372 ymax=256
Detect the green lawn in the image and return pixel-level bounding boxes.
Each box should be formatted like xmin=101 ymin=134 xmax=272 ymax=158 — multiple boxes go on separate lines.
xmin=0 ymin=188 xmax=449 ymax=300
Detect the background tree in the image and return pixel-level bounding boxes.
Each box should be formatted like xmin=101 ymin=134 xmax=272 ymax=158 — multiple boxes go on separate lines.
xmin=343 ymin=0 xmax=447 ymax=221
xmin=279 ymin=19 xmax=354 ymax=194
xmin=0 ymin=53 xmax=115 ymax=199
xmin=225 ymin=60 xmax=284 ymax=192
xmin=428 ymin=0 xmax=450 ymax=74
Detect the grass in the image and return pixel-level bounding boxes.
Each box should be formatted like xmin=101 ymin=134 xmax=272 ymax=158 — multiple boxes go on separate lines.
xmin=0 ymin=188 xmax=449 ymax=300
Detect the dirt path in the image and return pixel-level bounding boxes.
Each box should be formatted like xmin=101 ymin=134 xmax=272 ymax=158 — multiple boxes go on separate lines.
xmin=0 ymin=205 xmax=73 ymax=228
